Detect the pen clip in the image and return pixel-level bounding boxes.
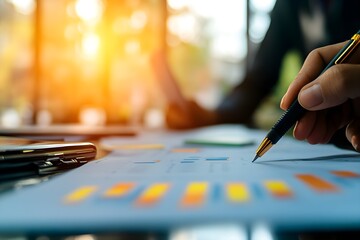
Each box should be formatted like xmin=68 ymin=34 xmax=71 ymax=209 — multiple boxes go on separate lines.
xmin=335 ymin=33 xmax=360 ymax=64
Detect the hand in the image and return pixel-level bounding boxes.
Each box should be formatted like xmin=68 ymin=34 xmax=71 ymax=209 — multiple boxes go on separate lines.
xmin=280 ymin=42 xmax=360 ymax=150
xmin=150 ymin=50 xmax=218 ymax=129
xmin=166 ymin=100 xmax=218 ymax=129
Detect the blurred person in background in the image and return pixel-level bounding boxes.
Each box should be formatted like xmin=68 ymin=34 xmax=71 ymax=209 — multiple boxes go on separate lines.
xmin=162 ymin=0 xmax=360 ymax=136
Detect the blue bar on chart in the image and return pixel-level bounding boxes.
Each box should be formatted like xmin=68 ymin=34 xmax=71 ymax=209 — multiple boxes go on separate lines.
xmin=205 ymin=157 xmax=228 ymax=161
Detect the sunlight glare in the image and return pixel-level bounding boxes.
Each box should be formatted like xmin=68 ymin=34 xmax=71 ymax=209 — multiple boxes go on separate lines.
xmin=170 ymin=224 xmax=247 ymax=240
xmin=82 ymin=33 xmax=100 ymax=58
xmin=125 ymin=40 xmax=140 ymax=55
xmin=75 ymin=0 xmax=103 ymax=23
xmin=130 ymin=10 xmax=148 ymax=30
xmin=167 ymin=14 xmax=199 ymax=44
xmin=1 ymin=108 xmax=21 ymax=127
xmin=251 ymin=0 xmax=276 ymax=12
xmin=168 ymin=0 xmax=189 ymax=10
xmin=251 ymin=223 xmax=274 ymax=240
xmin=7 ymin=0 xmax=35 ymax=15
xmin=79 ymin=107 xmax=106 ymax=126
xmin=249 ymin=13 xmax=271 ymax=43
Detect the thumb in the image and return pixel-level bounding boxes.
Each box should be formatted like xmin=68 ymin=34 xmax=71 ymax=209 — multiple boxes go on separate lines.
xmin=298 ymin=65 xmax=360 ymax=111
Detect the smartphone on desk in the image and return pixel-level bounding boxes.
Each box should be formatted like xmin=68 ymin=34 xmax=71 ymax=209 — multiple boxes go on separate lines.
xmin=0 ymin=138 xmax=96 ymax=181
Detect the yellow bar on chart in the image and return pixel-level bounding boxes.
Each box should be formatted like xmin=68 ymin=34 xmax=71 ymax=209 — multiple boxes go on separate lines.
xmin=181 ymin=182 xmax=208 ymax=207
xmin=103 ymin=182 xmax=135 ymax=198
xmin=64 ymin=186 xmax=97 ymax=204
xmin=136 ymin=183 xmax=170 ymax=206
xmin=264 ymin=180 xmax=293 ymax=198
xmin=226 ymin=182 xmax=249 ymax=203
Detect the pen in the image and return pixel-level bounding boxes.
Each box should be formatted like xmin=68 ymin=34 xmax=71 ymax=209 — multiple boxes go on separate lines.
xmin=253 ymin=29 xmax=360 ymax=162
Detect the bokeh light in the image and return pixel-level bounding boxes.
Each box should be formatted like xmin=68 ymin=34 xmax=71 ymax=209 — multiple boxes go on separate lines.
xmin=81 ymin=33 xmax=100 ymax=58
xmin=75 ymin=0 xmax=103 ymax=23
xmin=7 ymin=0 xmax=35 ymax=15
xmin=250 ymin=0 xmax=276 ymax=13
xmin=130 ymin=10 xmax=148 ymax=30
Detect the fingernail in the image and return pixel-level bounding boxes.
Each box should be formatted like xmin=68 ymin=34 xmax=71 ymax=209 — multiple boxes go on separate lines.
xmin=280 ymin=90 xmax=289 ymax=109
xmin=280 ymin=96 xmax=285 ymax=109
xmin=299 ymin=84 xmax=323 ymax=109
xmin=351 ymin=136 xmax=359 ymax=151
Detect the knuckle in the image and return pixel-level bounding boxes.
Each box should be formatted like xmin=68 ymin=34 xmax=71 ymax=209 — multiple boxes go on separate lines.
xmin=333 ymin=65 xmax=356 ymax=98
xmin=308 ymin=48 xmax=320 ymax=58
xmin=309 ymin=48 xmax=326 ymax=65
xmin=322 ymin=64 xmax=360 ymax=106
xmin=318 ymin=66 xmax=347 ymax=106
xmin=332 ymin=65 xmax=347 ymax=88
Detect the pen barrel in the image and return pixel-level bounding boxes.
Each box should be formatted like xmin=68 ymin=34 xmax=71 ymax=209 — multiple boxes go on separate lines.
xmin=268 ymin=100 xmax=306 ymax=144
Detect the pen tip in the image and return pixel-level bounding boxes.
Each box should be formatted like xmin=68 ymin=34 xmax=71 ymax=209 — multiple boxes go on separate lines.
xmin=252 ymin=155 xmax=259 ymax=163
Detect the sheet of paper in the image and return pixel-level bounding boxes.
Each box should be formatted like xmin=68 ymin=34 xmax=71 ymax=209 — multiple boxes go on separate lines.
xmin=0 ymin=125 xmax=359 ymax=233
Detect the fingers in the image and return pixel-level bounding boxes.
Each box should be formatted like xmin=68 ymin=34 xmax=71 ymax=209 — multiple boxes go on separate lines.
xmin=298 ymin=64 xmax=360 ymax=111
xmin=293 ymin=103 xmax=352 ymax=144
xmin=293 ymin=111 xmax=317 ymax=141
xmin=280 ymin=42 xmax=346 ymax=110
xmin=346 ymin=119 xmax=360 ymax=151
xmin=294 ymin=111 xmax=335 ymax=144
xmin=281 ymin=40 xmax=360 ymax=149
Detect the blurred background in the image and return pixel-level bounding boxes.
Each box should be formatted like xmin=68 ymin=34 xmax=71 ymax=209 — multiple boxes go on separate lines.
xmin=0 ymin=0 xmax=299 ymax=129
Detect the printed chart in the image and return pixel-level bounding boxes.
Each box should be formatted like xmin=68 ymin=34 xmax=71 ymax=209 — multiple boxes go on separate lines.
xmin=0 ymin=125 xmax=359 ymax=234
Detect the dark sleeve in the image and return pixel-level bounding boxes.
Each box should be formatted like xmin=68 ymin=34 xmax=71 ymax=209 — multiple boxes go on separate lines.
xmin=216 ymin=0 xmax=301 ymax=125
xmin=329 ymin=128 xmax=355 ymax=151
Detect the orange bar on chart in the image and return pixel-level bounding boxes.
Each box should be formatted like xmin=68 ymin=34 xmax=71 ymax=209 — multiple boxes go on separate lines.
xmin=226 ymin=182 xmax=250 ymax=203
xmin=331 ymin=170 xmax=360 ymax=178
xmin=171 ymin=148 xmax=200 ymax=153
xmin=136 ymin=183 xmax=170 ymax=206
xmin=64 ymin=186 xmax=97 ymax=204
xmin=181 ymin=182 xmax=208 ymax=207
xmin=296 ymin=174 xmax=338 ymax=192
xmin=103 ymin=182 xmax=135 ymax=198
xmin=264 ymin=180 xmax=293 ymax=198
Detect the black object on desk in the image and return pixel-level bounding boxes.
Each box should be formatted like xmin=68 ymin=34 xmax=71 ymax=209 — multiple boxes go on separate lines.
xmin=0 ymin=141 xmax=96 ymax=181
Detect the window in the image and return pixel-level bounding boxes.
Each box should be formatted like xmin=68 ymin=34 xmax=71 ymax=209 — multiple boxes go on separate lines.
xmin=0 ymin=0 xmax=276 ymax=127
